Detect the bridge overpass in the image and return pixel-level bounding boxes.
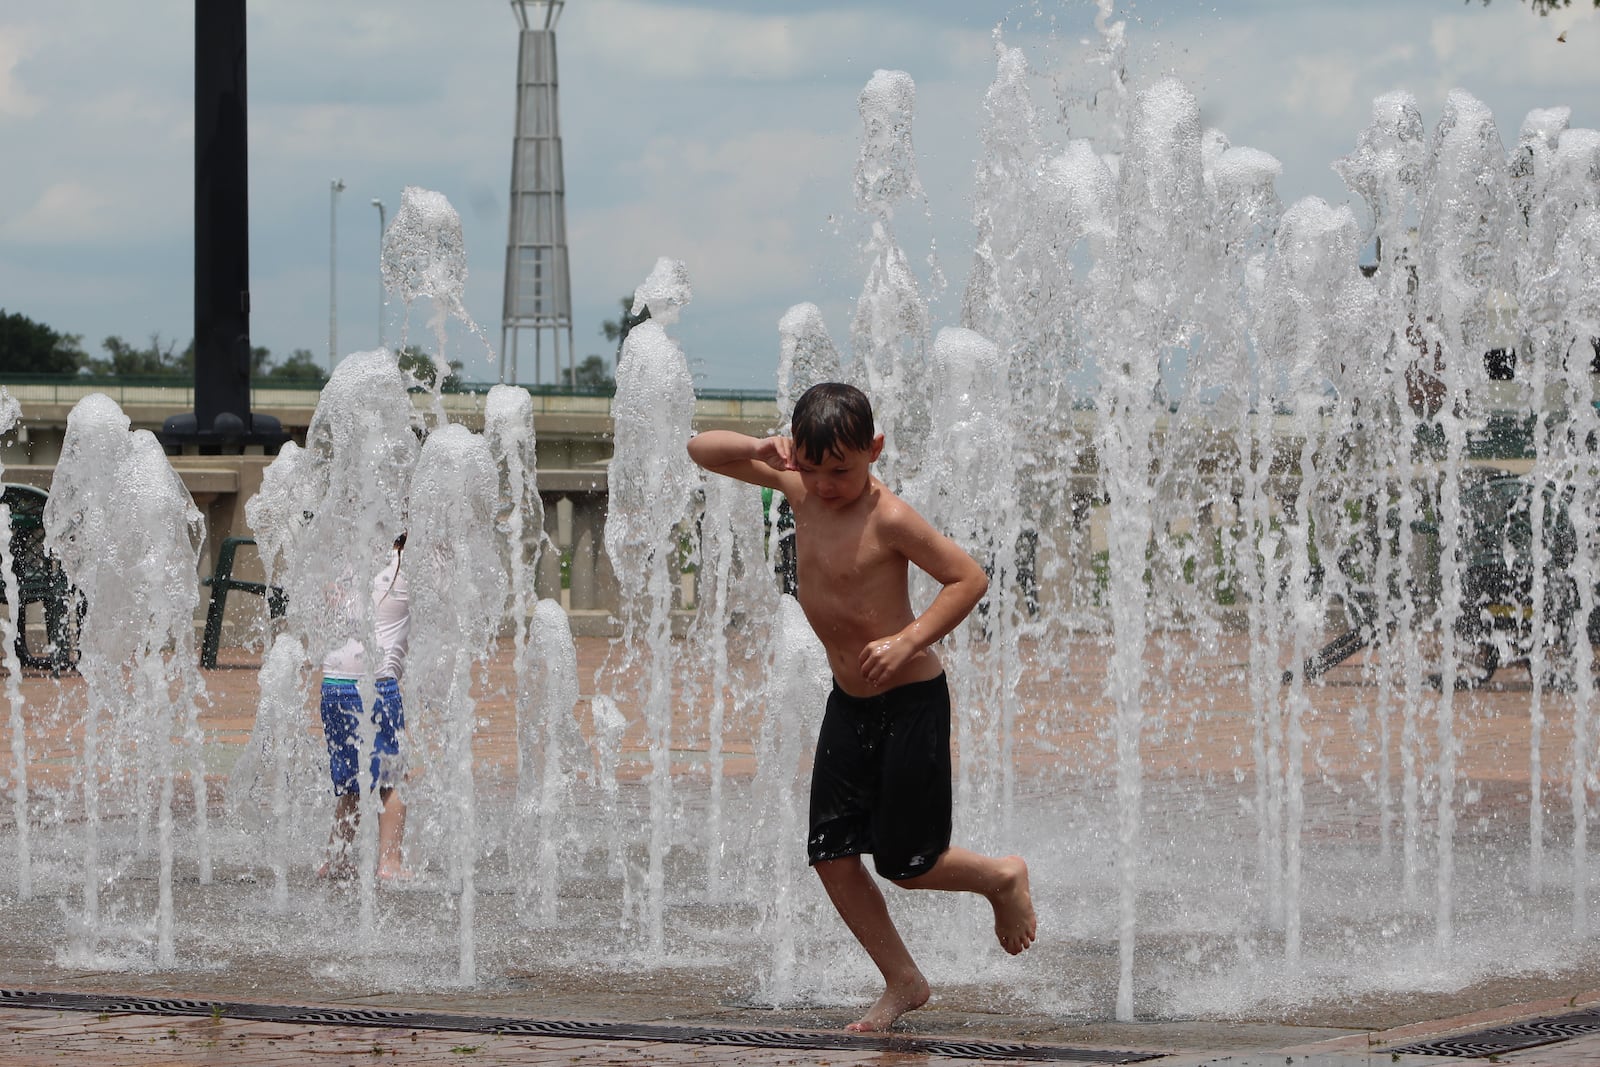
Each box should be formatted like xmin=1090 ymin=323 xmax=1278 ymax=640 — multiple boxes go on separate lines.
xmin=0 ymin=375 xmax=1558 ymax=646
xmin=0 ymin=379 xmax=780 ymax=636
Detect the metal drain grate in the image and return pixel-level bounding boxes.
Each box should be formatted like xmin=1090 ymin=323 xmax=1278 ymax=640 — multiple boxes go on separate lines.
xmin=1387 ymin=1008 xmax=1600 ymax=1057
xmin=291 ymin=1007 xmax=429 ymax=1025
xmin=490 ymin=1018 xmax=615 ymax=1037
xmin=0 ymin=988 xmax=1157 ymax=1063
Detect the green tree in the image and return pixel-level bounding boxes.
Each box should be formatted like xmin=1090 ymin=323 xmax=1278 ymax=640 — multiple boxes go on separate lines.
xmin=262 ymin=348 xmax=327 ymax=385
xmin=601 ymin=294 xmax=651 ymax=363
xmin=0 ymin=310 xmax=86 ymax=375
xmin=564 ymin=354 xmax=615 ymax=391
xmin=85 ymin=332 xmax=187 ymax=376
xmin=1472 ymin=0 xmax=1598 ymax=13
xmin=173 ymin=341 xmax=269 ymax=376
xmin=397 ymin=345 xmax=463 ymax=391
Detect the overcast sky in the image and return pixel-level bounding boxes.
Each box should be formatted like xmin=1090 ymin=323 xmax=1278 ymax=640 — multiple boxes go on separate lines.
xmin=1 ymin=0 xmax=1595 ymax=390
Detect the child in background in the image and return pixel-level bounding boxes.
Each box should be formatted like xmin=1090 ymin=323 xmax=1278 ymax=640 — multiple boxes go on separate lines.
xmin=318 ymin=533 xmax=410 ymax=881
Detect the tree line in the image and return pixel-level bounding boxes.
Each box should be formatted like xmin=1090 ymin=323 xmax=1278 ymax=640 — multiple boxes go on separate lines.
xmin=0 ymin=308 xmax=329 ymax=383
xmin=0 ymin=300 xmax=647 ymax=392
xmin=1488 ymin=0 xmax=1599 ymax=13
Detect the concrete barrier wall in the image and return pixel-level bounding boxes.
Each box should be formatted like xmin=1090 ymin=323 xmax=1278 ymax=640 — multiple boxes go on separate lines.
xmin=0 ymin=382 xmax=1550 ymax=647
xmin=0 ymin=384 xmax=778 ymax=644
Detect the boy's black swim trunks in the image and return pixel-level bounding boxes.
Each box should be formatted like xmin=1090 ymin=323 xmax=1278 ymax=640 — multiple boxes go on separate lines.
xmin=807 ymin=673 xmax=951 ymax=881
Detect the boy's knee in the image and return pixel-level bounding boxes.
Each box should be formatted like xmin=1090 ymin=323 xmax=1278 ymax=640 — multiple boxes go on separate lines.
xmin=812 ymin=855 xmax=865 ymax=884
xmin=889 ymin=862 xmax=940 ymax=890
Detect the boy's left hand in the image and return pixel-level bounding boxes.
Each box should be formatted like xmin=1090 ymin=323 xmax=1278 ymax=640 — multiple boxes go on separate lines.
xmin=859 ymin=632 xmax=916 ymax=688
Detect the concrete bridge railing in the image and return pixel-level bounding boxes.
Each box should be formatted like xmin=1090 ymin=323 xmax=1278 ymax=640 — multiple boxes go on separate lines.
xmin=0 ymin=381 xmax=777 ymax=642
xmin=0 ymin=379 xmax=1561 ymax=645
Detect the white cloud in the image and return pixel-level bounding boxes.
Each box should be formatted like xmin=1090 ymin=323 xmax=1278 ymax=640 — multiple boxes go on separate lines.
xmin=80 ymin=87 xmax=188 ymax=138
xmin=1282 ymin=54 xmax=1361 ymax=121
xmin=3 ymin=180 xmax=117 ymax=242
xmin=259 ymin=102 xmax=379 ymax=158
xmin=1 ymin=78 xmax=191 ymax=249
xmin=569 ymin=0 xmax=990 ymax=83
xmin=5 ymin=0 xmax=1597 ymax=386
xmin=572 ymin=126 xmax=846 ymax=299
xmin=1104 ymin=2 xmax=1597 ymax=212
xmin=1427 ymin=5 xmax=1599 ymax=97
xmin=0 ymin=26 xmax=40 ymax=118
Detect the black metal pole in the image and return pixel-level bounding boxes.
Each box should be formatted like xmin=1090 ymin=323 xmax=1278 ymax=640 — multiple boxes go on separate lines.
xmin=161 ymin=0 xmax=285 ymax=452
xmin=194 ymin=0 xmax=250 ymax=433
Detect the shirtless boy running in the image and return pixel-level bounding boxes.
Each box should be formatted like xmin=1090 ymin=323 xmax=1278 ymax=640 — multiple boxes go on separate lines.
xmin=688 ymin=382 xmax=1036 ymax=1032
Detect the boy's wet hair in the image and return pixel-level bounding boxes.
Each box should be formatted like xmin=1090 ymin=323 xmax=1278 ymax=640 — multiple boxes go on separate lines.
xmin=791 ymin=383 xmax=876 ymax=463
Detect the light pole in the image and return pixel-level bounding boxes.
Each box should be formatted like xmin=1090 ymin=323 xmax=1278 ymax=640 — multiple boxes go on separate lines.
xmin=371 ymin=198 xmax=386 ymax=350
xmin=328 ymin=177 xmax=345 ymax=372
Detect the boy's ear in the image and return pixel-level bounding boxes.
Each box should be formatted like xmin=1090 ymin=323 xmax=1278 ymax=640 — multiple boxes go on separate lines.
xmin=869 ymin=433 xmax=885 ymax=461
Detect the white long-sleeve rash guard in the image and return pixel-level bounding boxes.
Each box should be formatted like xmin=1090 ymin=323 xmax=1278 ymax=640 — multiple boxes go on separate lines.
xmin=321 ymin=548 xmax=410 ymax=681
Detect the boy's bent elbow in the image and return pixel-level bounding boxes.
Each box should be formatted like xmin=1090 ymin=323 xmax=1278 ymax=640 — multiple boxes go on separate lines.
xmin=969 ymin=563 xmax=990 ymax=600
xmin=946 ymin=569 xmax=987 ymax=624
xmin=686 ymin=434 xmax=721 ymax=471
xmin=964 ymin=569 xmax=990 ymax=617
xmin=687 ymin=429 xmax=751 ymax=471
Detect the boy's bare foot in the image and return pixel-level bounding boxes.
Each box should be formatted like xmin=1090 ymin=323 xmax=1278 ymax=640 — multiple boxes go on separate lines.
xmin=845 ymin=974 xmax=930 ymax=1033
xmin=990 ymin=856 xmax=1036 ymax=955
xmin=377 ymin=865 xmax=415 ymax=884
xmin=316 ymin=858 xmax=356 ymax=881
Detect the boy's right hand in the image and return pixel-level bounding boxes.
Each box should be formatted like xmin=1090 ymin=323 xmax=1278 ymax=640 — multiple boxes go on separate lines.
xmin=756 ymin=436 xmax=797 ymax=472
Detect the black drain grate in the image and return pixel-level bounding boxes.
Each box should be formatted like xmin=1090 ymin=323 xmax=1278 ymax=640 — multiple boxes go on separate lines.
xmin=0 ymin=988 xmax=1157 ymax=1063
xmin=291 ymin=1007 xmax=428 ymax=1024
xmin=1387 ymin=1007 xmax=1600 ymax=1057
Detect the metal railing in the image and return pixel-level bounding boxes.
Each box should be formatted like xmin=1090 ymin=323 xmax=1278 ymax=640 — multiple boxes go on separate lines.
xmin=0 ymin=374 xmax=780 ymax=422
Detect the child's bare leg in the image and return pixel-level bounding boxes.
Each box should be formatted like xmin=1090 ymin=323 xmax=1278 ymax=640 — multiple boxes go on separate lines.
xmin=895 ymin=849 xmax=1036 ymax=955
xmin=376 ymin=787 xmax=410 ymax=880
xmin=318 ymin=794 xmax=359 ymax=878
xmin=814 ymin=856 xmax=930 ymax=1032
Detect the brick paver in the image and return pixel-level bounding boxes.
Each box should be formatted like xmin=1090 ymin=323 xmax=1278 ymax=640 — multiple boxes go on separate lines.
xmin=0 ymin=1006 xmax=1065 ymax=1065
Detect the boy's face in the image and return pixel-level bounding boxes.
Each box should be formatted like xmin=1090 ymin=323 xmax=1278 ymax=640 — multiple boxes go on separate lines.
xmin=794 ymin=433 xmax=884 ymax=509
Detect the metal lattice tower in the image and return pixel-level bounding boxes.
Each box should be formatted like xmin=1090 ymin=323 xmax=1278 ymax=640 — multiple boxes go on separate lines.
xmin=501 ymin=0 xmax=575 ymax=385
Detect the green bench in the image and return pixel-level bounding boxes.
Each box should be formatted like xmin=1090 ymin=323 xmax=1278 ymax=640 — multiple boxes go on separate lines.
xmin=200 ymin=536 xmax=287 ymax=669
xmin=0 ymin=484 xmax=79 ymax=672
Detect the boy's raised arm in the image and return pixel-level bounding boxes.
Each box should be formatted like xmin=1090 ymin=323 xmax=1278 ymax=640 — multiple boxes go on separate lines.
xmin=687 ymin=430 xmax=798 ymax=491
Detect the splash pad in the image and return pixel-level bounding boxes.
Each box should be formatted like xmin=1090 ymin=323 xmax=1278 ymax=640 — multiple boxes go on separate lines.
xmin=1 ymin=9 xmax=1599 ymax=1031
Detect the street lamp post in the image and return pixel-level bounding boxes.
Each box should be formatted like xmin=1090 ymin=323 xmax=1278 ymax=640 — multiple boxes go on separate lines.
xmin=328 ymin=178 xmax=345 ymax=372
xmin=371 ymin=198 xmax=386 ymax=350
